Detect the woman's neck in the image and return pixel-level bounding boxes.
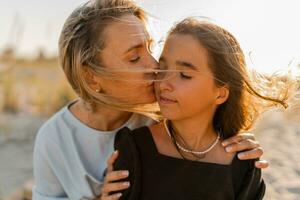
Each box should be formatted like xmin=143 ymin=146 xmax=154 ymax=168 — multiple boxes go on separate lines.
xmin=170 ymin=115 xmax=217 ymax=151
xmin=69 ymin=99 xmax=133 ymax=131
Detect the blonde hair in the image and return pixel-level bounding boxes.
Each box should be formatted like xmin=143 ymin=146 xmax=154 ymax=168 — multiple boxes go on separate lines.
xmin=59 ymin=0 xmax=160 ymax=119
xmin=168 ymin=18 xmax=297 ymax=138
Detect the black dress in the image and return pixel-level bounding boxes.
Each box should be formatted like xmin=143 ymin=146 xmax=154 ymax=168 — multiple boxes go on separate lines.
xmin=113 ymin=126 xmax=265 ymax=200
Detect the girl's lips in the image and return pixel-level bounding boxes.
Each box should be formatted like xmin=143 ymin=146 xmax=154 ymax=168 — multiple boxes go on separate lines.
xmin=159 ymin=96 xmax=177 ymax=104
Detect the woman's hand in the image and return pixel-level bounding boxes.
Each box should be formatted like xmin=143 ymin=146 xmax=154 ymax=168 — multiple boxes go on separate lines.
xmin=222 ymin=133 xmax=269 ymax=169
xmin=99 ymin=150 xmax=130 ymax=200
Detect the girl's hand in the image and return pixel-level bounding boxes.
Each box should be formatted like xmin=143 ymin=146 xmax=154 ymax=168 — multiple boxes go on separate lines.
xmin=99 ymin=150 xmax=130 ymax=200
xmin=222 ymin=133 xmax=269 ymax=169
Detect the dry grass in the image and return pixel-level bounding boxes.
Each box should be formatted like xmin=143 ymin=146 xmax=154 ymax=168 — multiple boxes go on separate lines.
xmin=0 ymin=58 xmax=76 ymax=116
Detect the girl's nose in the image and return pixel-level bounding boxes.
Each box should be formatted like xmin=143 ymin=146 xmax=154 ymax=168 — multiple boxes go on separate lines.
xmin=157 ymin=75 xmax=173 ymax=92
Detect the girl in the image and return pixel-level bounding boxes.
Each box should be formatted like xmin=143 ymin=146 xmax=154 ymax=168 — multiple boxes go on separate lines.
xmin=104 ymin=18 xmax=294 ymax=199
xmin=33 ymin=1 xmax=268 ymax=199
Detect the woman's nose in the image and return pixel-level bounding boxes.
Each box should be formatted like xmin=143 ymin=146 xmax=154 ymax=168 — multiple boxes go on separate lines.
xmin=144 ymin=55 xmax=159 ymax=80
xmin=148 ymin=55 xmax=159 ymax=70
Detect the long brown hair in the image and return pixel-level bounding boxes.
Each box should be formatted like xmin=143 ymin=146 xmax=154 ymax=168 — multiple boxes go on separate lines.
xmin=168 ymin=18 xmax=295 ymax=138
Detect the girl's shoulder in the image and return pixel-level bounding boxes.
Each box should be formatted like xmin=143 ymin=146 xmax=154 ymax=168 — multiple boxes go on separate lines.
xmin=115 ymin=126 xmax=151 ymax=145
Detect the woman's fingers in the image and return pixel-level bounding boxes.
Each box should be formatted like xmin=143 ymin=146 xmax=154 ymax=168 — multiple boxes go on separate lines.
xmin=105 ymin=170 xmax=129 ymax=183
xmin=223 ymin=135 xmax=269 ymax=169
xmin=237 ymin=147 xmax=263 ymax=160
xmin=107 ymin=150 xmax=119 ymax=172
xmin=255 ymin=160 xmax=269 ymax=169
xmin=237 ymin=147 xmax=269 ymax=169
xmin=222 ymin=133 xmax=255 ymax=147
xmin=100 ymin=181 xmax=129 ymax=200
xmin=224 ymin=138 xmax=260 ymax=153
xmin=101 ymin=181 xmax=130 ymax=194
xmin=100 ymin=192 xmax=122 ymax=200
xmin=100 ymin=150 xmax=130 ymax=200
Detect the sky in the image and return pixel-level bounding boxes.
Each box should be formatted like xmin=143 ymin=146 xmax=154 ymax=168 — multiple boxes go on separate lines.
xmin=1 ymin=0 xmax=300 ymax=74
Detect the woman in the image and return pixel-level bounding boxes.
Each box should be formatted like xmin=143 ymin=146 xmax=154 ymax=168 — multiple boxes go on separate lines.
xmin=33 ymin=1 xmax=268 ymax=200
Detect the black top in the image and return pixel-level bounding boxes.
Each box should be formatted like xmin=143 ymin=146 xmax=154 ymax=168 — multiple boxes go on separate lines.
xmin=113 ymin=126 xmax=265 ymax=200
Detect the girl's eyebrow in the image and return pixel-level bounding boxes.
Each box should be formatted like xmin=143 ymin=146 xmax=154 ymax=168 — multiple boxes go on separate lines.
xmin=159 ymin=57 xmax=197 ymax=71
xmin=175 ymin=60 xmax=197 ymax=70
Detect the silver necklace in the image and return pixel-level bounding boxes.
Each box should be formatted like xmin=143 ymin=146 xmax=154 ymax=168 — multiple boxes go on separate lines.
xmin=163 ymin=119 xmax=220 ymax=155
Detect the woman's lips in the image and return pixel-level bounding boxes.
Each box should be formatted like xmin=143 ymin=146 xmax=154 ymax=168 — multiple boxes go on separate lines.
xmin=146 ymin=81 xmax=154 ymax=87
xmin=159 ymin=96 xmax=177 ymax=104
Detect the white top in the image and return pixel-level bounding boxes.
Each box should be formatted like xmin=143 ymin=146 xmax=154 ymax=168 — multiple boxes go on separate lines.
xmin=32 ymin=101 xmax=154 ymax=200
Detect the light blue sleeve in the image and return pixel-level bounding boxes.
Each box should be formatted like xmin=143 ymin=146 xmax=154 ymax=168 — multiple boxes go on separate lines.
xmin=32 ymin=187 xmax=69 ymax=200
xmin=32 ymin=127 xmax=69 ymax=200
xmin=32 ymin=115 xmax=105 ymax=200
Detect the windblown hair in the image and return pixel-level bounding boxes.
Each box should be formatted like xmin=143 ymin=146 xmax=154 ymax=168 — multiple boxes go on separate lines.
xmin=58 ymin=0 xmax=160 ymax=118
xmin=168 ymin=17 xmax=296 ymax=138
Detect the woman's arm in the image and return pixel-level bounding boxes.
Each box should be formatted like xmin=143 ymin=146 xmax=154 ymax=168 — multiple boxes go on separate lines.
xmin=33 ymin=140 xmax=68 ymax=200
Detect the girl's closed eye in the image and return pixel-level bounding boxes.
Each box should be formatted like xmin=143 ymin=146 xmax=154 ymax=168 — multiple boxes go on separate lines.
xmin=180 ymin=72 xmax=192 ymax=79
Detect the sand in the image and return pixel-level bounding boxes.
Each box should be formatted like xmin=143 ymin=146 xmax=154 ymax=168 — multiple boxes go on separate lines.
xmin=255 ymin=110 xmax=300 ymax=200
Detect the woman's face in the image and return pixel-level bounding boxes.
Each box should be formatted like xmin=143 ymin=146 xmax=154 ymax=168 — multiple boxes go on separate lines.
xmin=155 ymin=34 xmax=227 ymax=121
xmin=95 ymin=14 xmax=158 ymax=104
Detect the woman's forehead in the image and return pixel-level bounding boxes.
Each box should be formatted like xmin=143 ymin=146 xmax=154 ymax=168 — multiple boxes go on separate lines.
xmin=103 ymin=15 xmax=150 ymax=51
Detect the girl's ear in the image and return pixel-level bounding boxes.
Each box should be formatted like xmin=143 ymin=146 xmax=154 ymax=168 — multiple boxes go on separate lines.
xmin=216 ymin=85 xmax=229 ymax=105
xmin=83 ymin=66 xmax=102 ymax=92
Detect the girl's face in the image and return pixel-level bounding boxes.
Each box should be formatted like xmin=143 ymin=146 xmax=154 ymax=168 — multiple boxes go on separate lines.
xmin=155 ymin=34 xmax=228 ymax=121
xmin=93 ymin=14 xmax=158 ymax=104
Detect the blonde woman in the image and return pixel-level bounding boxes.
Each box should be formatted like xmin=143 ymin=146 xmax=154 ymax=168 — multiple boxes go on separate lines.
xmin=33 ymin=1 xmax=268 ymax=200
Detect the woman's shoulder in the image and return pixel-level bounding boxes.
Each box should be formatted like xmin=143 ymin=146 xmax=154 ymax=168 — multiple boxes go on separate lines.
xmin=35 ymin=106 xmax=70 ymax=149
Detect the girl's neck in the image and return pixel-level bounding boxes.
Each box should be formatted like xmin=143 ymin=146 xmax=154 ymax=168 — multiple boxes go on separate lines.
xmin=70 ymin=99 xmax=133 ymax=131
xmin=170 ymin=115 xmax=217 ymax=151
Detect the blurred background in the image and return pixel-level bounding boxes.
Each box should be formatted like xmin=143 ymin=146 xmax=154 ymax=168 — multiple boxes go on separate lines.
xmin=0 ymin=0 xmax=300 ymax=199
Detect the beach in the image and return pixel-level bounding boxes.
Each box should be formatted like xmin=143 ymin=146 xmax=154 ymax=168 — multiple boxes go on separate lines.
xmin=255 ymin=110 xmax=300 ymax=200
xmin=0 ymin=113 xmax=45 ymax=198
